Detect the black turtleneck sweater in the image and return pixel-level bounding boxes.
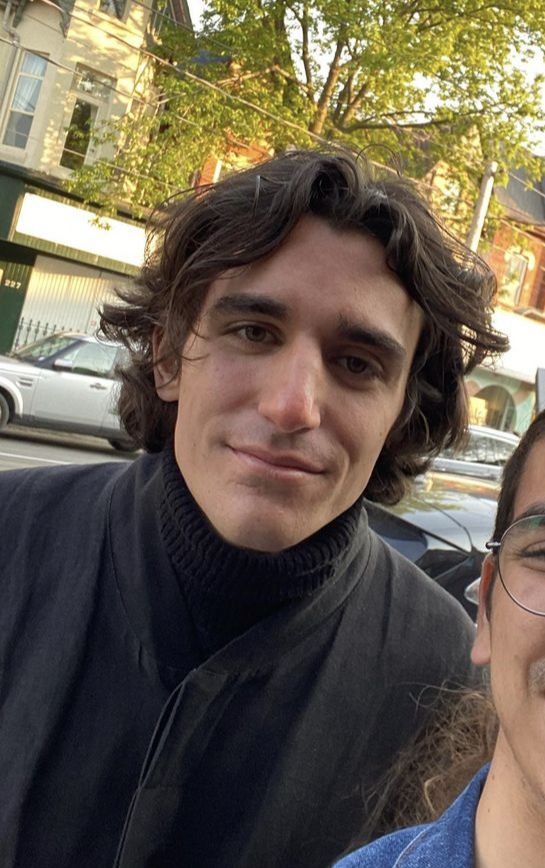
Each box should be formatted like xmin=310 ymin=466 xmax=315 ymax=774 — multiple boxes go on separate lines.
xmin=159 ymin=446 xmax=362 ymax=657
xmin=0 ymin=449 xmax=476 ymax=868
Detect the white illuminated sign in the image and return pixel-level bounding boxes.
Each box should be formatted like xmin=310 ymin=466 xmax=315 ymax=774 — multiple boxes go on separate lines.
xmin=15 ymin=193 xmax=146 ymax=267
xmin=491 ymin=308 xmax=545 ymax=383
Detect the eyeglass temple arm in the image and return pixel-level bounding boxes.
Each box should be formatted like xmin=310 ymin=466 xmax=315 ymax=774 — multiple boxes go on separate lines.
xmin=485 ymin=540 xmax=501 ymax=553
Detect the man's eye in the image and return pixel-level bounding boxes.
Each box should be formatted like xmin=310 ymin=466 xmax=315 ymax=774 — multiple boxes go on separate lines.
xmin=338 ymin=356 xmax=378 ymax=376
xmin=238 ymin=325 xmax=270 ymax=343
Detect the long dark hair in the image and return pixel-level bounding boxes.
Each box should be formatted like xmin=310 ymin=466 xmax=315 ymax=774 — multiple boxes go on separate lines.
xmin=101 ymin=148 xmax=508 ymax=504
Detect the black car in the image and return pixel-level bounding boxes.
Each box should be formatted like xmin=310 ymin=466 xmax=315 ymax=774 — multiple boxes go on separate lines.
xmin=365 ymin=471 xmax=499 ymax=616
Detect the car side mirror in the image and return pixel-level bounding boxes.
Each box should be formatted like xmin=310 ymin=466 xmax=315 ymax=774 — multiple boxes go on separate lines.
xmin=53 ymin=358 xmax=74 ymax=371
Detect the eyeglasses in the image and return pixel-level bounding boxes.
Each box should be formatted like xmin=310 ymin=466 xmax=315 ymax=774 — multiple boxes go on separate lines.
xmin=486 ymin=514 xmax=545 ymax=616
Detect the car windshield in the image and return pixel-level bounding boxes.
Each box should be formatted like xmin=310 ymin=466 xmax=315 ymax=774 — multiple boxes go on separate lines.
xmin=439 ymin=429 xmax=517 ymax=466
xmin=12 ymin=335 xmax=77 ymax=362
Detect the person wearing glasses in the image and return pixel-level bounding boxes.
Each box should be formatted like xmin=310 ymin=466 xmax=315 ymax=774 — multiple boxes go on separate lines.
xmin=335 ymin=408 xmax=545 ymax=868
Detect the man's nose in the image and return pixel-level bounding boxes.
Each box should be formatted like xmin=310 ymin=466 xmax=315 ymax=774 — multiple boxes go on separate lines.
xmin=257 ymin=343 xmax=323 ymax=433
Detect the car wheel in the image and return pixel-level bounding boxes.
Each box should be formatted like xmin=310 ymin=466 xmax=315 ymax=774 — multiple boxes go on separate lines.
xmin=108 ymin=438 xmax=137 ymax=453
xmin=0 ymin=392 xmax=11 ymax=430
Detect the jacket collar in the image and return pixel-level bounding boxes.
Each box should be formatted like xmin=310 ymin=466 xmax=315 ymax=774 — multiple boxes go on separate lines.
xmin=394 ymin=765 xmax=489 ymax=867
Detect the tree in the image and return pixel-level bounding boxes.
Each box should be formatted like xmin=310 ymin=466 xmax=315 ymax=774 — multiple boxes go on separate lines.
xmin=72 ymin=0 xmax=545 ymax=222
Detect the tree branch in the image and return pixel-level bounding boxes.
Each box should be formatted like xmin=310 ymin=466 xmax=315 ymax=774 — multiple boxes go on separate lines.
xmin=332 ymin=73 xmax=353 ymax=123
xmin=271 ymin=64 xmax=314 ymax=98
xmin=339 ymin=102 xmax=507 ymax=132
xmin=300 ymin=3 xmax=314 ymax=99
xmin=309 ymin=37 xmax=345 ymax=134
xmin=340 ymin=80 xmax=369 ymax=127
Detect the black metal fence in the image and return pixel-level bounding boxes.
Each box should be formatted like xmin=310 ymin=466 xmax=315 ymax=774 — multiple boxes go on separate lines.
xmin=12 ymin=318 xmax=70 ymax=350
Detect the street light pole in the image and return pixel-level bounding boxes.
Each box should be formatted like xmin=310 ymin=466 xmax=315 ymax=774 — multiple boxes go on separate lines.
xmin=466 ymin=160 xmax=499 ymax=253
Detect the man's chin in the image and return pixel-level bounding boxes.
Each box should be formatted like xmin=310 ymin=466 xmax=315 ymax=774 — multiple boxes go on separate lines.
xmin=213 ymin=514 xmax=315 ymax=554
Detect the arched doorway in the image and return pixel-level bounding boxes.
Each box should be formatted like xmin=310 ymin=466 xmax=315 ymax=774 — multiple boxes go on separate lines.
xmin=474 ymin=385 xmax=516 ymax=431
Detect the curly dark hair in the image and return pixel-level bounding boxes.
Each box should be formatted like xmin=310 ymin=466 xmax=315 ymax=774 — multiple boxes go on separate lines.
xmin=356 ymin=686 xmax=497 ymax=846
xmin=100 ymin=148 xmax=508 ymax=504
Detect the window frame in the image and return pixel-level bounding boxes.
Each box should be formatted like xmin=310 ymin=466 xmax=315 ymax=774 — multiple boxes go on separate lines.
xmin=1 ymin=51 xmax=48 ymax=151
xmin=59 ymin=64 xmax=115 ymax=170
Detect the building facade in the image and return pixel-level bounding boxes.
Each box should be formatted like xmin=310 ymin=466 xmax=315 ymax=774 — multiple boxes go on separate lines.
xmin=465 ymin=168 xmax=545 ymax=434
xmin=0 ymin=0 xmax=190 ymax=353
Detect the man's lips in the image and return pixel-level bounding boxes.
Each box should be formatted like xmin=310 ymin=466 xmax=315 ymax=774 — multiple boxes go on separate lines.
xmin=229 ymin=446 xmax=325 ymax=475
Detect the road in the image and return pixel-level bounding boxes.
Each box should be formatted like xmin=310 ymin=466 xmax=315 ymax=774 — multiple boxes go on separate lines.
xmin=0 ymin=426 xmax=135 ymax=472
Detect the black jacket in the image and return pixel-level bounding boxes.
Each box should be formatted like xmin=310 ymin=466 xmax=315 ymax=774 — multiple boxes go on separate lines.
xmin=0 ymin=451 xmax=476 ymax=868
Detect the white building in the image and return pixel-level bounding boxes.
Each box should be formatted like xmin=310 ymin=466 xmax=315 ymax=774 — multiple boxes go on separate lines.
xmin=0 ymin=0 xmax=191 ymax=352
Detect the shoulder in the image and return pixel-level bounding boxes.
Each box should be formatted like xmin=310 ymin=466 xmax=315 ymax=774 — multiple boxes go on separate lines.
xmin=367 ymin=529 xmax=475 ymax=663
xmin=0 ymin=459 xmax=139 ymax=638
xmin=0 ymin=460 xmax=127 ymax=528
xmin=0 ymin=458 xmax=127 ymax=497
xmin=357 ymin=532 xmax=478 ymax=693
xmin=334 ymin=826 xmax=428 ymax=867
xmin=0 ymin=460 xmax=133 ymax=570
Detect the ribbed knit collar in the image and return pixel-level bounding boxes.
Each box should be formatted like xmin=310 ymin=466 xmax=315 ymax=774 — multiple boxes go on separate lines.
xmin=159 ymin=447 xmax=366 ymax=656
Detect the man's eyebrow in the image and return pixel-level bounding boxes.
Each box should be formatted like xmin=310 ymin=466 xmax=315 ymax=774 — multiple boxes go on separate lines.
xmin=337 ymin=315 xmax=407 ymax=363
xmin=513 ymin=503 xmax=545 ymax=523
xmin=208 ymin=296 xmax=408 ymax=363
xmin=209 ymin=293 xmax=288 ymax=319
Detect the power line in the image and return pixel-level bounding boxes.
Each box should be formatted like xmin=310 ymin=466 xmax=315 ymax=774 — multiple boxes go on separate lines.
xmin=0 ymin=30 xmax=203 ymax=127
xmin=505 ymin=170 xmax=545 ymax=207
xmin=19 ymin=0 xmax=351 ymax=150
xmin=2 ymin=29 xmax=491 ymax=223
xmin=10 ymin=0 xmax=498 ymax=187
xmin=5 ymin=3 xmax=524 ymax=226
xmin=19 ymin=0 xmax=541 ymax=185
xmin=31 ymin=0 xmax=489 ymax=177
xmin=124 ymin=0 xmax=236 ymax=54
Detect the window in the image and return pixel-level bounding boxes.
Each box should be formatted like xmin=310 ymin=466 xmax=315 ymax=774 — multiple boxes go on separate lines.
xmin=59 ymin=341 xmax=118 ymax=377
xmin=71 ymin=67 xmax=113 ymax=101
xmin=534 ymin=265 xmax=545 ymax=311
xmin=59 ymin=66 xmax=114 ymax=170
xmin=60 ymin=100 xmax=98 ymax=169
xmin=2 ymin=53 xmax=47 ymax=149
xmin=500 ymin=251 xmax=528 ymax=306
xmin=99 ymin=0 xmax=127 ymax=17
xmin=14 ymin=334 xmax=77 ymax=362
xmin=149 ymin=0 xmax=176 ymax=35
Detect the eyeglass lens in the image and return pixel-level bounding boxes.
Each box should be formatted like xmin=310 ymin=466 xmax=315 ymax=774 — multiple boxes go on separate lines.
xmin=499 ymin=515 xmax=545 ymax=614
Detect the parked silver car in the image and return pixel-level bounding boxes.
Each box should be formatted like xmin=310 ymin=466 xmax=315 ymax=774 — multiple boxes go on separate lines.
xmin=432 ymin=424 xmax=519 ymax=481
xmin=0 ymin=333 xmax=134 ymax=451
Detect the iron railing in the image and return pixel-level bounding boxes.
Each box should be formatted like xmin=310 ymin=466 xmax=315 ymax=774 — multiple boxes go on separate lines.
xmin=12 ymin=318 xmax=70 ymax=350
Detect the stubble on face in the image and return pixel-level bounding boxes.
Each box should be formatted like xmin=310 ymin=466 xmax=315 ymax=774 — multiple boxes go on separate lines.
xmin=164 ymin=217 xmax=424 ymax=551
xmin=528 ymin=657 xmax=545 ymax=695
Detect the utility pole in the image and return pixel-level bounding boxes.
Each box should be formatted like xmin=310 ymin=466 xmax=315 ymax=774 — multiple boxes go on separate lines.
xmin=466 ymin=160 xmax=499 ymax=253
xmin=536 ymin=368 xmax=545 ymax=414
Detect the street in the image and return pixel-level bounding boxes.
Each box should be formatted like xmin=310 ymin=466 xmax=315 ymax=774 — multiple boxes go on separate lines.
xmin=0 ymin=426 xmax=134 ymax=471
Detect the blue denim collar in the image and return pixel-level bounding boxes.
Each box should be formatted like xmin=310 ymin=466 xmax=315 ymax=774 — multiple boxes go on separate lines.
xmin=393 ymin=764 xmax=489 ymax=867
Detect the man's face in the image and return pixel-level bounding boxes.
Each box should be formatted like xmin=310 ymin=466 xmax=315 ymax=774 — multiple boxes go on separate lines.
xmin=473 ymin=437 xmax=545 ymax=803
xmin=155 ymin=215 xmax=424 ymax=552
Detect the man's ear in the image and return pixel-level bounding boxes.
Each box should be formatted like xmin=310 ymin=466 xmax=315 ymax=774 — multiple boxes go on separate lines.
xmin=471 ymin=555 xmax=494 ymax=667
xmin=152 ymin=328 xmax=180 ymax=402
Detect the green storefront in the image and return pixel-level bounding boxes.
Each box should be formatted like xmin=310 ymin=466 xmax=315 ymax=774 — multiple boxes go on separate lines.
xmin=0 ymin=163 xmax=142 ymax=354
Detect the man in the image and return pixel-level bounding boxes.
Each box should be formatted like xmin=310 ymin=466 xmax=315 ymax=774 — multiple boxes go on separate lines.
xmin=335 ymin=409 xmax=545 ymax=868
xmin=0 ymin=150 xmax=507 ymax=868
